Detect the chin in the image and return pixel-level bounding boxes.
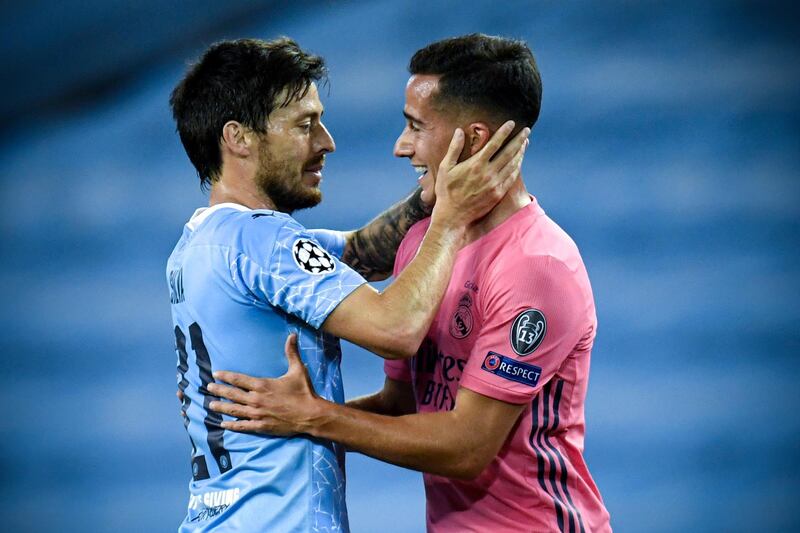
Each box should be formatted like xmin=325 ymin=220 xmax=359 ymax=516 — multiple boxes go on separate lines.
xmin=261 ymin=176 xmax=322 ymax=212
xmin=289 ymin=190 xmax=322 ymax=211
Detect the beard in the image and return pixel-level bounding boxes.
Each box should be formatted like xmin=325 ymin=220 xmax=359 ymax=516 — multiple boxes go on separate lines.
xmin=256 ymin=143 xmax=322 ymax=213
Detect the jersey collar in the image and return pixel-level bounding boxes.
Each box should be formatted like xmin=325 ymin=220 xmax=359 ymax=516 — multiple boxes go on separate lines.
xmin=186 ymin=202 xmax=250 ymax=231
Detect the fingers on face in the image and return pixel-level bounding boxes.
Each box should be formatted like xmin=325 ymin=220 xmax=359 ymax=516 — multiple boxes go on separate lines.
xmin=501 ymin=135 xmax=528 ymax=177
xmin=511 ymin=127 xmax=531 ymax=155
xmin=480 ymin=120 xmax=516 ymax=161
xmin=440 ymin=128 xmax=465 ymax=171
xmin=491 ymin=127 xmax=530 ymax=171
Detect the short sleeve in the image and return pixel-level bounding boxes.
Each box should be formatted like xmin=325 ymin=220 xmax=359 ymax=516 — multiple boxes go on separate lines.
xmin=307 ymin=228 xmax=347 ymax=259
xmin=460 ymin=255 xmax=588 ymax=404
xmin=232 ymin=218 xmax=367 ymax=329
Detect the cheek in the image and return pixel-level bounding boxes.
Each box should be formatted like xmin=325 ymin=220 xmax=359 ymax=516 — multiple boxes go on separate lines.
xmin=429 ymin=135 xmax=453 ymax=169
xmin=260 ymin=141 xmax=300 ymax=176
xmin=270 ymin=132 xmax=307 ymax=157
xmin=284 ymin=134 xmax=307 ymax=157
xmin=414 ymin=137 xmax=436 ymax=167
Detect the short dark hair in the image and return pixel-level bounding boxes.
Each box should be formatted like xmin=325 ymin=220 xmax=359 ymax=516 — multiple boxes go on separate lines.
xmin=170 ymin=37 xmax=327 ymax=188
xmin=409 ymin=34 xmax=542 ymax=128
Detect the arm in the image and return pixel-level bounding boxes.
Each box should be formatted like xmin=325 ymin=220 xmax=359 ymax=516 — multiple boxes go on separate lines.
xmin=323 ymin=123 xmax=530 ymax=359
xmin=310 ymin=387 xmax=523 ymax=479
xmin=346 ymin=377 xmax=416 ymax=416
xmin=340 ymin=187 xmax=431 ymax=282
xmin=209 ymin=335 xmax=524 ymax=480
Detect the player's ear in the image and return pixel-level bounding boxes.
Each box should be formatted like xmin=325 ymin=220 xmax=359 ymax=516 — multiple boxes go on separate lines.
xmin=221 ymin=121 xmax=254 ymax=157
xmin=466 ymin=122 xmax=491 ymax=156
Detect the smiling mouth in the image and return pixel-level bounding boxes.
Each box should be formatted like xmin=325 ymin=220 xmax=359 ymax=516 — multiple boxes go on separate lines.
xmin=303 ymin=162 xmax=324 ymax=182
xmin=412 ymin=165 xmax=427 ymax=175
xmin=304 ymin=156 xmax=325 ymax=177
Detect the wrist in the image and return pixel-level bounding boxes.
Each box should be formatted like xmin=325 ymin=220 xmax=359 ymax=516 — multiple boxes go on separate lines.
xmin=429 ymin=206 xmax=467 ymax=241
xmin=427 ymin=221 xmax=466 ymax=255
xmin=299 ymin=396 xmax=333 ymax=437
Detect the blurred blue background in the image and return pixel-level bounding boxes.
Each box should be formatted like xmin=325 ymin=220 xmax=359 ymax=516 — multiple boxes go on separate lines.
xmin=1 ymin=1 xmax=798 ymax=531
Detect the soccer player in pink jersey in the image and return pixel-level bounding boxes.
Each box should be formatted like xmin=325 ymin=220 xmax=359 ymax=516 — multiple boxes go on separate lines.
xmin=209 ymin=34 xmax=611 ymax=532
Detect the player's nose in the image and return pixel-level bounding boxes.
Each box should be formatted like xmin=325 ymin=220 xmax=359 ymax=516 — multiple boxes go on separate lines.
xmin=394 ymin=130 xmax=412 ymax=158
xmin=316 ymin=122 xmax=335 ymax=154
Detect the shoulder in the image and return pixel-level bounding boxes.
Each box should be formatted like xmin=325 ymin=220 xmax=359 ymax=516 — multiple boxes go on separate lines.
xmin=506 ymin=207 xmax=584 ymax=269
xmin=487 ymin=213 xmax=590 ymax=295
xmin=201 ymin=208 xmax=309 ymax=265
xmin=230 ymin=208 xmax=296 ymax=235
xmin=192 ymin=207 xmax=284 ymax=240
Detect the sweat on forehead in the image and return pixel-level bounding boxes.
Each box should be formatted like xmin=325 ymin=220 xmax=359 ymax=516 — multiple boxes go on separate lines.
xmin=404 ymin=75 xmax=455 ymax=122
xmin=408 ymin=75 xmax=440 ymax=99
xmin=410 ymin=77 xmax=500 ymax=128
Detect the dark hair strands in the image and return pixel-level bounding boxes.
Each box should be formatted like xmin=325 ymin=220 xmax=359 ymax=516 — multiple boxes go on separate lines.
xmin=409 ymin=33 xmax=542 ymax=130
xmin=170 ymin=37 xmax=327 ymax=189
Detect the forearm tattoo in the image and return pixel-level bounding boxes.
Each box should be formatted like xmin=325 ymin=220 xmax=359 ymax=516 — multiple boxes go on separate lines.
xmin=341 ymin=187 xmax=432 ymax=280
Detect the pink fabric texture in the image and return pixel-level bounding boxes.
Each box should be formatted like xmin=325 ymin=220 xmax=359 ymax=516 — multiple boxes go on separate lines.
xmin=384 ymin=198 xmax=611 ymax=533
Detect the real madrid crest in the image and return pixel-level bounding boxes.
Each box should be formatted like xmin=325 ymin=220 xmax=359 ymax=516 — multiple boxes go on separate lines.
xmin=449 ymin=292 xmax=474 ymax=339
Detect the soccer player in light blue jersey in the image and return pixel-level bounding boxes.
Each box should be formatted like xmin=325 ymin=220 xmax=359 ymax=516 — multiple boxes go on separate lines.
xmin=167 ymin=38 xmax=528 ymax=531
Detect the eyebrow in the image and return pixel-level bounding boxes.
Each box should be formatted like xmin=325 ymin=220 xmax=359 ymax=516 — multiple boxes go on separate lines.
xmin=403 ymin=110 xmax=425 ymax=125
xmin=296 ymin=109 xmax=323 ymax=121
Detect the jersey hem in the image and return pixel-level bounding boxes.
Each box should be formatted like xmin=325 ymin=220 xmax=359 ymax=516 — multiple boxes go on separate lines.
xmin=383 ymin=363 xmax=413 ymax=382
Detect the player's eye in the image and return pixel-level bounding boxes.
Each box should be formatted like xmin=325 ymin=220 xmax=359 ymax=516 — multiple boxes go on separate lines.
xmin=299 ymin=122 xmax=312 ymax=132
xmin=408 ymin=121 xmax=420 ymax=132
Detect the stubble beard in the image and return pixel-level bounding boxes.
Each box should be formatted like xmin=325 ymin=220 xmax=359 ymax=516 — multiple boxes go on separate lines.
xmin=256 ymin=144 xmax=322 ymax=214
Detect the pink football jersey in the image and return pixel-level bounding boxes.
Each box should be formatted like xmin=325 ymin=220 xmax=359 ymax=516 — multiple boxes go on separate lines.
xmin=385 ymin=197 xmax=611 ymax=533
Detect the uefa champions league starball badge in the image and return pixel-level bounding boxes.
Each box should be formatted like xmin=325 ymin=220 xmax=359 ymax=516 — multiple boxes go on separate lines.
xmin=292 ymin=238 xmax=336 ymax=275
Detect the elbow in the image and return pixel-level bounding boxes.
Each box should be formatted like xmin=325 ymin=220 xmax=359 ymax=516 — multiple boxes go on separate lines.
xmin=448 ymin=451 xmax=493 ymax=481
xmin=387 ymin=336 xmax=422 ymax=360
xmin=355 ymin=325 xmax=421 ymax=360
xmin=451 ymin=464 xmax=485 ymax=482
xmin=379 ymin=342 xmax=418 ymax=360
xmin=380 ymin=327 xmax=424 ymax=360
xmin=447 ymin=468 xmax=478 ymax=481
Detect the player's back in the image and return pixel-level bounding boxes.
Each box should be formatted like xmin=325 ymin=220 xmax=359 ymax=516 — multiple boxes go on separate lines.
xmin=167 ymin=203 xmax=354 ymax=532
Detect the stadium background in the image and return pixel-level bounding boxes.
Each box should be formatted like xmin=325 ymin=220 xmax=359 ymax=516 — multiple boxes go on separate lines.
xmin=1 ymin=1 xmax=798 ymax=531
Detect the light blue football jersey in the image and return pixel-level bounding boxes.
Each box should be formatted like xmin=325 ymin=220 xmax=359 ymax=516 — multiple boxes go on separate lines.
xmin=167 ymin=202 xmax=366 ymax=532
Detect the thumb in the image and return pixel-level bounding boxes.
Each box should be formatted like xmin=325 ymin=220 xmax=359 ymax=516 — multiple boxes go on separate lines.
xmin=438 ymin=128 xmax=464 ymax=172
xmin=284 ymin=333 xmax=303 ymax=371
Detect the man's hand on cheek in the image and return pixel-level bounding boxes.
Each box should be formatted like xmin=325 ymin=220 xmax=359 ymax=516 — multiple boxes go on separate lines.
xmin=431 ymin=121 xmax=529 ymax=227
xmin=419 ymin=172 xmax=437 ymax=207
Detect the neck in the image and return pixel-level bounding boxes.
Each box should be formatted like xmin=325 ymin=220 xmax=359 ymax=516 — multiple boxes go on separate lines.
xmin=464 ymin=176 xmax=531 ymax=244
xmin=208 ymin=173 xmax=278 ymax=211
